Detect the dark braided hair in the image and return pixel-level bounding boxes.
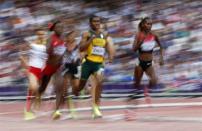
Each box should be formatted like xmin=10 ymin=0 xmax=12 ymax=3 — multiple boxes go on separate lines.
xmin=138 ymin=17 xmax=151 ymax=32
xmin=89 ymin=15 xmax=100 ymax=23
xmin=49 ymin=20 xmax=61 ymax=31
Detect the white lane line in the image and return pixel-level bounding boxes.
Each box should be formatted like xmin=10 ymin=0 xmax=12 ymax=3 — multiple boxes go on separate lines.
xmin=34 ymin=101 xmax=202 ymax=118
xmin=39 ymin=114 xmax=202 ymax=123
xmin=139 ymin=116 xmax=202 ymax=123
xmin=0 ymin=102 xmax=202 ymax=116
xmin=60 ymin=114 xmax=125 ymax=121
xmin=1 ymin=92 xmax=202 ymax=100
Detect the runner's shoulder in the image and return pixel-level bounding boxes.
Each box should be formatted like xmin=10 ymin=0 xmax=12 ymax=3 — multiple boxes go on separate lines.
xmin=82 ymin=31 xmax=90 ymax=38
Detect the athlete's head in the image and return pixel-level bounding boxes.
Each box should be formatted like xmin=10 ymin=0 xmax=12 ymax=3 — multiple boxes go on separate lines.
xmin=36 ymin=28 xmax=46 ymax=41
xmin=49 ymin=21 xmax=63 ymax=36
xmin=89 ymin=15 xmax=101 ymax=31
xmin=138 ymin=17 xmax=152 ymax=32
xmin=65 ymin=31 xmax=77 ymax=51
xmin=65 ymin=31 xmax=76 ymax=44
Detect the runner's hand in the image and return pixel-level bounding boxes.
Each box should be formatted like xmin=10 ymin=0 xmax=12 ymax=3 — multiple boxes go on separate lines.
xmin=108 ymin=58 xmax=113 ymax=64
xmin=159 ymin=56 xmax=164 ymax=66
xmin=105 ymin=58 xmax=113 ymax=64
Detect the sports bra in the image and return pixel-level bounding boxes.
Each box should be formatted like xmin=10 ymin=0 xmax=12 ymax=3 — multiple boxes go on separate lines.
xmin=139 ymin=33 xmax=156 ymax=53
xmin=63 ymin=45 xmax=80 ymax=64
xmin=49 ymin=33 xmax=66 ymax=56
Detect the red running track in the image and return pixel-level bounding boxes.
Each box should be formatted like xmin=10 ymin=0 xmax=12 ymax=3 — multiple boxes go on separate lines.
xmin=0 ymin=97 xmax=202 ymax=131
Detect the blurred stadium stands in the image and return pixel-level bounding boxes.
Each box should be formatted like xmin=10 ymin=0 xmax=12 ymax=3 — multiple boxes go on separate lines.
xmin=0 ymin=0 xmax=202 ymax=98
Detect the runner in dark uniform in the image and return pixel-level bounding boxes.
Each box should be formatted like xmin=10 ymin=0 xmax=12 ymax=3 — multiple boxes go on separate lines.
xmin=52 ymin=31 xmax=80 ymax=119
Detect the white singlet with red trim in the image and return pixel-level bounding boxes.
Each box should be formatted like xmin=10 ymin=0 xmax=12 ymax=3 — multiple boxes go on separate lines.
xmin=28 ymin=43 xmax=47 ymax=68
xmin=140 ymin=35 xmax=156 ymax=52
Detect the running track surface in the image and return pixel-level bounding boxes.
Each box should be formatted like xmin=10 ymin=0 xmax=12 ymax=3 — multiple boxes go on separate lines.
xmin=1 ymin=97 xmax=202 ymax=131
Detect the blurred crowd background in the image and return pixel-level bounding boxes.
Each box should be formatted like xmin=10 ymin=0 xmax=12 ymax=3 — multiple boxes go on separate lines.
xmin=0 ymin=0 xmax=202 ymax=97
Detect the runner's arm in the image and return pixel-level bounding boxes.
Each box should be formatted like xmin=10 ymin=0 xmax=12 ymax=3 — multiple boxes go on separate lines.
xmin=133 ymin=33 xmax=142 ymax=52
xmin=106 ymin=36 xmax=115 ymax=63
xmin=155 ymin=34 xmax=164 ymax=65
xmin=79 ymin=32 xmax=94 ymax=52
xmin=46 ymin=35 xmax=53 ymax=54
xmin=19 ymin=42 xmax=31 ymax=69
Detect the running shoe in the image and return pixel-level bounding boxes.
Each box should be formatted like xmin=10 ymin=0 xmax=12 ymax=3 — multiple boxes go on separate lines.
xmin=92 ymin=104 xmax=102 ymax=119
xmin=52 ymin=110 xmax=62 ymax=120
xmin=24 ymin=109 xmax=36 ymax=120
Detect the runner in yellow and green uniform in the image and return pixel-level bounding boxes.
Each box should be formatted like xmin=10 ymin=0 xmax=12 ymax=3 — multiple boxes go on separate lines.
xmin=73 ymin=15 xmax=115 ymax=118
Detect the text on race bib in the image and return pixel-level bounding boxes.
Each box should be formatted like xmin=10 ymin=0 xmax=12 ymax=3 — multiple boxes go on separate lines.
xmin=92 ymin=46 xmax=105 ymax=56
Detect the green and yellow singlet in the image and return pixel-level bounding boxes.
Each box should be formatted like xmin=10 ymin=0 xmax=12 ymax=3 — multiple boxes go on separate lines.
xmin=86 ymin=30 xmax=107 ymax=63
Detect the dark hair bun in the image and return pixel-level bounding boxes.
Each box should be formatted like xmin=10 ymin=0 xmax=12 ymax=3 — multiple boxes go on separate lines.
xmin=48 ymin=21 xmax=60 ymax=31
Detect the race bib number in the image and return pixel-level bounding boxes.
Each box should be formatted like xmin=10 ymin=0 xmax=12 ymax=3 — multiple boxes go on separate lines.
xmin=92 ymin=46 xmax=105 ymax=56
xmin=54 ymin=45 xmax=66 ymax=55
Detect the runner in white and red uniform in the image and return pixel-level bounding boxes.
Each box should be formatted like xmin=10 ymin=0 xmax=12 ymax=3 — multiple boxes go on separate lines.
xmin=38 ymin=21 xmax=66 ymax=96
xmin=21 ymin=29 xmax=47 ymax=120
xmin=28 ymin=43 xmax=47 ymax=79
